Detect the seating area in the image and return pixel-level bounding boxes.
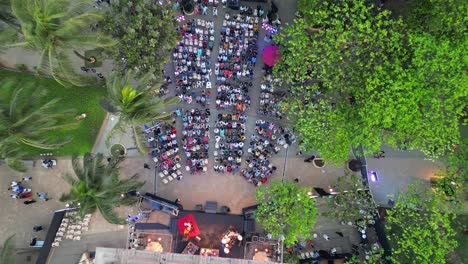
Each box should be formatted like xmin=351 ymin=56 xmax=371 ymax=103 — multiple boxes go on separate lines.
xmin=181 ymin=108 xmax=211 ymax=174
xmin=174 ymin=19 xmax=214 ymax=105
xmin=213 ymin=113 xmax=248 ymax=173
xmin=241 ymin=120 xmax=281 ymax=186
xmin=147 ymin=123 xmax=183 ymax=184
xmin=53 ymin=211 xmax=91 ymax=247
xmin=257 ymin=74 xmax=285 ymax=119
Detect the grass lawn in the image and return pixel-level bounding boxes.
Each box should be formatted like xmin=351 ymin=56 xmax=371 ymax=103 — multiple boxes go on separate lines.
xmin=0 ymin=68 xmax=107 ymax=156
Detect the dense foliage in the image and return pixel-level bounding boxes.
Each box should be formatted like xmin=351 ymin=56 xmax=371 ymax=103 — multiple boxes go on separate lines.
xmin=402 ymin=0 xmax=467 ymax=41
xmin=275 ymin=0 xmax=467 ymax=163
xmin=255 ymin=180 xmax=318 ymax=246
xmin=432 ymin=138 xmax=468 ymax=204
xmin=103 ymin=0 xmax=180 ymax=77
xmin=0 ymin=0 xmax=116 ymax=86
xmin=386 ymin=182 xmax=458 ymax=264
xmin=60 ymin=153 xmax=145 ymax=224
xmin=0 ymin=78 xmax=78 ymax=171
xmin=99 ymin=70 xmax=177 ymax=154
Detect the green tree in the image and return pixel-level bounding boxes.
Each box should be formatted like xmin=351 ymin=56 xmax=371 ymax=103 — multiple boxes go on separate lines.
xmin=324 ymin=174 xmax=377 ymax=227
xmin=99 ymin=70 xmax=177 ymax=154
xmin=60 ymin=153 xmax=145 ymax=224
xmin=276 ymin=0 xmax=467 ymax=164
xmin=0 ymin=0 xmax=116 ymax=86
xmin=401 ymin=0 xmax=467 ymax=41
xmin=0 ymin=78 xmax=78 ymax=171
xmin=0 ymin=235 xmax=16 ymax=264
xmin=255 ymin=180 xmax=318 ymax=246
xmin=386 ymin=181 xmax=458 ymax=264
xmin=432 ymin=138 xmax=468 ymax=205
xmin=275 ymin=0 xmax=408 ymax=164
xmin=103 ymin=0 xmax=180 ymax=77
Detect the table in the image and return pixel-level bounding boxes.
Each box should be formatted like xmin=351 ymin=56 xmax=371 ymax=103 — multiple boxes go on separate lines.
xmin=253 ymin=251 xmax=270 ymax=262
xmin=181 ymin=242 xmax=199 ymax=255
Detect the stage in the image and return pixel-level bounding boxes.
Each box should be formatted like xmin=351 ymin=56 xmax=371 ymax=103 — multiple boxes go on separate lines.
xmin=172 ymin=211 xmax=245 ymax=259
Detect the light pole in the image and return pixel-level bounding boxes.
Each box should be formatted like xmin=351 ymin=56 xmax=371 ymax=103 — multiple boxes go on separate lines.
xmin=281 ymin=144 xmax=289 ymax=182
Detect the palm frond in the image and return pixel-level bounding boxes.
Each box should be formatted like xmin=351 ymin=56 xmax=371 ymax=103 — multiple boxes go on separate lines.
xmin=18 ymin=137 xmax=70 ymax=149
xmin=99 ymin=98 xmax=120 ymax=114
xmin=61 ymin=152 xmax=144 ymax=225
xmin=96 ymin=202 xmax=126 ymax=224
xmin=132 ymin=126 xmax=148 ymax=155
xmin=55 ymin=12 xmax=103 ymax=37
xmin=5 ymin=158 xmax=26 ymax=172
xmin=0 ymin=234 xmax=16 ymax=264
xmin=0 ymin=26 xmax=19 ymax=46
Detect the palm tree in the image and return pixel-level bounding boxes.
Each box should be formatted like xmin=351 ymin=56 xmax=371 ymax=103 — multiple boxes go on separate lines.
xmin=0 ymin=78 xmax=79 ymax=171
xmin=0 ymin=235 xmax=16 ymax=264
xmin=99 ymin=70 xmax=178 ymax=154
xmin=60 ymin=153 xmax=145 ymax=224
xmin=0 ymin=0 xmax=116 ymax=86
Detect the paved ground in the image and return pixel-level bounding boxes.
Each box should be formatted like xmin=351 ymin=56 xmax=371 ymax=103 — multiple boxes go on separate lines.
xmin=364 ymin=144 xmax=442 ymax=205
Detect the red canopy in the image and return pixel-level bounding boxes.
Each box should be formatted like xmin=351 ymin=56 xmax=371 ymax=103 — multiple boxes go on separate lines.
xmin=177 ymin=214 xmax=200 ymax=238
xmin=262 ymin=45 xmax=280 ymax=66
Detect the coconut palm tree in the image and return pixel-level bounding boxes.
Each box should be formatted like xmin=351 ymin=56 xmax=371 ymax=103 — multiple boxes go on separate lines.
xmin=60 ymin=153 xmax=145 ymax=224
xmin=99 ymin=70 xmax=178 ymax=154
xmin=0 ymin=235 xmax=16 ymax=264
xmin=0 ymin=0 xmax=116 ymax=86
xmin=0 ymin=78 xmax=79 ymax=171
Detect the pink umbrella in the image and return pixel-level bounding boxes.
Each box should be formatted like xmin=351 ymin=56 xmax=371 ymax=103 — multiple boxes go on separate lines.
xmin=262 ymin=45 xmax=280 ymax=66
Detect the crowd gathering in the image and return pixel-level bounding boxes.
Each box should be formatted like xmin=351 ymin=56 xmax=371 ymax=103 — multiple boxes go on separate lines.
xmin=257 ymin=74 xmax=285 ymax=119
xmin=241 ymin=120 xmax=281 ymax=186
xmin=180 ymin=108 xmax=211 ymax=174
xmin=174 ymin=19 xmax=215 ymax=105
xmin=149 ymin=3 xmax=287 ymax=184
xmin=146 ymin=123 xmax=184 ymax=183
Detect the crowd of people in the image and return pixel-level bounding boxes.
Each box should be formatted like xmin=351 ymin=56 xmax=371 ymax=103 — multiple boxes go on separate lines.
xmin=241 ymin=120 xmax=281 ymax=186
xmin=257 ymin=74 xmax=285 ymax=119
xmin=214 ymin=13 xmax=259 ymax=110
xmin=215 ymin=81 xmax=251 ymax=111
xmin=213 ymin=113 xmax=248 ymax=173
xmin=146 ymin=123 xmax=183 ymax=181
xmin=180 ymin=108 xmax=210 ymax=174
xmin=174 ymin=19 xmax=215 ymax=105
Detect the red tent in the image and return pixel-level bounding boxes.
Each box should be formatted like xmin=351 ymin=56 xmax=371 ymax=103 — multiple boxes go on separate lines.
xmin=177 ymin=214 xmax=200 ymax=238
xmin=262 ymin=45 xmax=280 ymax=66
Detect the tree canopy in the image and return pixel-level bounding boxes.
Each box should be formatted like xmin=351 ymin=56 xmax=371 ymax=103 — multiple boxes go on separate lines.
xmin=60 ymin=153 xmax=145 ymax=224
xmin=103 ymin=0 xmax=180 ymax=77
xmin=100 ymin=70 xmax=177 ymax=154
xmin=0 ymin=78 xmax=78 ymax=171
xmin=0 ymin=0 xmax=116 ymax=86
xmin=255 ymin=180 xmax=318 ymax=246
xmin=386 ymin=181 xmax=458 ymax=264
xmin=275 ymin=0 xmax=467 ymax=164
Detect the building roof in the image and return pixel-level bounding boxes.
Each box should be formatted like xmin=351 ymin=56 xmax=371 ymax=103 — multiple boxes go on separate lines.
xmin=94 ymin=247 xmax=277 ymax=264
